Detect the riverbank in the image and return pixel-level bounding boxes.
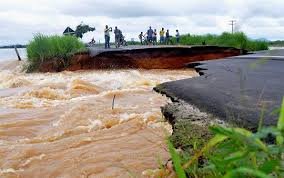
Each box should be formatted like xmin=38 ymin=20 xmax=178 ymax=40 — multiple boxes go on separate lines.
xmin=27 ymin=46 xmax=244 ymax=72
xmin=153 ymin=49 xmax=284 ymax=177
xmin=155 ymin=49 xmax=284 ymax=130
xmin=154 ymin=49 xmax=284 ymax=152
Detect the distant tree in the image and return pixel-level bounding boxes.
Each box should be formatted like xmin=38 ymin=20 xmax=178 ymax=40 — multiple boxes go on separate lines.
xmin=74 ymin=23 xmax=95 ymax=39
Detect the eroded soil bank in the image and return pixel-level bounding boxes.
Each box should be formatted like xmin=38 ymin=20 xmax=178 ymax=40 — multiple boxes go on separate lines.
xmin=154 ymin=49 xmax=284 ymax=131
xmin=38 ymin=46 xmax=244 ymax=72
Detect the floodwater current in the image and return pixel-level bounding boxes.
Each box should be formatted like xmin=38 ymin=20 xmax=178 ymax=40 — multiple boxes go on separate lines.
xmin=0 ymin=60 xmax=197 ymax=177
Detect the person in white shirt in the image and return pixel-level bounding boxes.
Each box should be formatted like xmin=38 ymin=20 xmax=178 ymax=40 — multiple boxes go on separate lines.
xmin=104 ymin=25 xmax=112 ymax=49
xmin=176 ymin=29 xmax=180 ymax=44
xmin=152 ymin=29 xmax=157 ymax=45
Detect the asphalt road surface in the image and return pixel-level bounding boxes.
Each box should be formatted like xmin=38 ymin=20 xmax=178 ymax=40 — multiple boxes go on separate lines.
xmin=155 ymin=49 xmax=284 ymax=129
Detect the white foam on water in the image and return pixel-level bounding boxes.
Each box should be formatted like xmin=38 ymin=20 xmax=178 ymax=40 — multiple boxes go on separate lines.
xmin=0 ymin=168 xmax=24 ymax=174
xmin=87 ymin=119 xmax=103 ymax=132
xmin=21 ymin=154 xmax=46 ymax=167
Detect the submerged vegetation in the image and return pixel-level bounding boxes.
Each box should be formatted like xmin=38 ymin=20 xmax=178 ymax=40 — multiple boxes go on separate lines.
xmin=178 ymin=32 xmax=269 ymax=51
xmin=166 ymin=98 xmax=284 ymax=178
xmin=26 ymin=34 xmax=86 ymax=72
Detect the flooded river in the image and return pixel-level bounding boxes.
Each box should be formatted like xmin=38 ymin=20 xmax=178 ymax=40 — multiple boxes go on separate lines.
xmin=0 ymin=60 xmax=197 ymax=177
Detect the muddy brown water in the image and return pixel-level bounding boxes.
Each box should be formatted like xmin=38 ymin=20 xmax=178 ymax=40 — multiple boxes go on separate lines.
xmin=0 ymin=60 xmax=197 ymax=177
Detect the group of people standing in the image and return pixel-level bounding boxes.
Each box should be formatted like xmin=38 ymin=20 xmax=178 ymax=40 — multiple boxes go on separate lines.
xmin=104 ymin=25 xmax=126 ymax=49
xmin=104 ymin=25 xmax=181 ymax=49
xmin=139 ymin=27 xmax=180 ymax=45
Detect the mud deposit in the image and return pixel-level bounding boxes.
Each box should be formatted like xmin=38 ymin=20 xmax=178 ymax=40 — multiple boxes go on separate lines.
xmin=0 ymin=60 xmax=197 ymax=177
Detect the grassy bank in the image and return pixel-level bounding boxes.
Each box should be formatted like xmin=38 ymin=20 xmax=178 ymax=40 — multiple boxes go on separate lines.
xmin=164 ymin=98 xmax=284 ymax=178
xmin=178 ymin=32 xmax=268 ymax=51
xmin=269 ymin=40 xmax=284 ymax=47
xmin=26 ymin=34 xmax=86 ymax=72
xmin=128 ymin=32 xmax=268 ymax=51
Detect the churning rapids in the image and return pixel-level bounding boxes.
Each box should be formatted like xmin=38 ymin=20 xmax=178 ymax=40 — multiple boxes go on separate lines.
xmin=0 ymin=60 xmax=197 ymax=177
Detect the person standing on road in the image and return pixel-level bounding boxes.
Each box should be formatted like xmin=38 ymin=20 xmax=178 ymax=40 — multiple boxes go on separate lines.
xmin=176 ymin=29 xmax=180 ymax=44
xmin=147 ymin=26 xmax=153 ymax=45
xmin=114 ymin=26 xmax=121 ymax=48
xmin=104 ymin=25 xmax=112 ymax=49
xmin=159 ymin=28 xmax=165 ymax=44
xmin=165 ymin=29 xmax=170 ymax=45
xmin=139 ymin=32 xmax=144 ymax=45
xmin=153 ymin=29 xmax=157 ymax=45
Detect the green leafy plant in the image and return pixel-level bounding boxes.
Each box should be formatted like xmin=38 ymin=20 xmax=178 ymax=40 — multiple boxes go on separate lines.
xmin=168 ymin=140 xmax=187 ymax=178
xmin=26 ymin=34 xmax=86 ymax=72
xmin=168 ymin=98 xmax=284 ymax=178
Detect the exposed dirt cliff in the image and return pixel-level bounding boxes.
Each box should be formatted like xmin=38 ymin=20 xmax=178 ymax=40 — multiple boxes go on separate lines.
xmin=38 ymin=46 xmax=244 ymax=72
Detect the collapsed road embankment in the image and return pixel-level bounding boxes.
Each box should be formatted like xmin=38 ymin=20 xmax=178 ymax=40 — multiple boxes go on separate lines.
xmin=154 ymin=49 xmax=284 ymax=131
xmin=38 ymin=46 xmax=244 ymax=72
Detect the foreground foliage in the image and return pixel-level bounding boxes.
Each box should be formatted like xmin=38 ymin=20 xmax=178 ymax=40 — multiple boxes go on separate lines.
xmin=168 ymin=98 xmax=284 ymax=178
xmin=178 ymin=32 xmax=269 ymax=51
xmin=26 ymin=34 xmax=86 ymax=72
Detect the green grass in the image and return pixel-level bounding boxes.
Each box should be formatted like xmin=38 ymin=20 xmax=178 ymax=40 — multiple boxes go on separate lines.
xmin=169 ymin=120 xmax=212 ymax=154
xmin=26 ymin=34 xmax=86 ymax=72
xmin=269 ymin=40 xmax=284 ymax=47
xmin=178 ymin=32 xmax=268 ymax=51
xmin=167 ymin=98 xmax=284 ymax=178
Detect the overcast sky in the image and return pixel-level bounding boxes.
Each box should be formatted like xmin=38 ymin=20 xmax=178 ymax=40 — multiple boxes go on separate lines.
xmin=1 ymin=0 xmax=284 ymax=45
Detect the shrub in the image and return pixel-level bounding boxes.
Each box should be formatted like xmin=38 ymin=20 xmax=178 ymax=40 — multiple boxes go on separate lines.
xmin=167 ymin=98 xmax=284 ymax=178
xmin=26 ymin=34 xmax=86 ymax=72
xmin=177 ymin=32 xmax=268 ymax=51
xmin=269 ymin=41 xmax=284 ymax=47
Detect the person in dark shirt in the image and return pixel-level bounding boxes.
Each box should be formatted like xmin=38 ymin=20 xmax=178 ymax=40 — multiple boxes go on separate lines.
xmin=138 ymin=32 xmax=144 ymax=45
xmin=165 ymin=29 xmax=170 ymax=45
xmin=114 ymin=26 xmax=121 ymax=48
xmin=147 ymin=26 xmax=153 ymax=44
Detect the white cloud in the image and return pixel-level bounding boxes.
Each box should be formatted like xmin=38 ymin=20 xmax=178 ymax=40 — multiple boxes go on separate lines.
xmin=0 ymin=0 xmax=284 ymax=45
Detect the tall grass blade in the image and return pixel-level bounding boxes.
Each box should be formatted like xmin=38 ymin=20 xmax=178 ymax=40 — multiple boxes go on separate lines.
xmin=167 ymin=140 xmax=186 ymax=178
xmin=211 ymin=126 xmax=268 ymax=152
xmin=258 ymin=104 xmax=266 ymax=131
xmin=223 ymin=167 xmax=272 ymax=178
xmin=276 ymin=97 xmax=284 ymax=145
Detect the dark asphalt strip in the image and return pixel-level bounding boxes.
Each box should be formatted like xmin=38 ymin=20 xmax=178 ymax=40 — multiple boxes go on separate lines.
xmin=155 ymin=50 xmax=284 ymax=130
